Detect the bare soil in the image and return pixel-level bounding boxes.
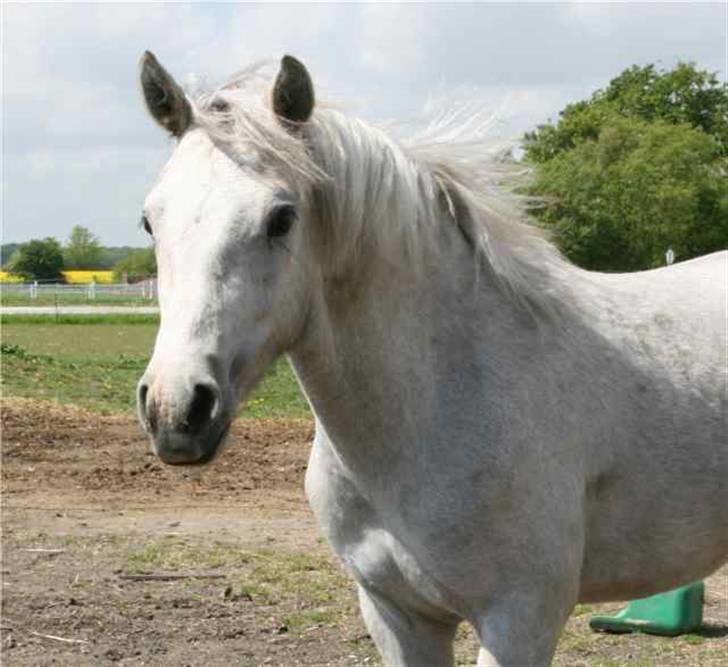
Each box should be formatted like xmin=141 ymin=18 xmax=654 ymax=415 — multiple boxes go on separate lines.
xmin=2 ymin=398 xmax=726 ymax=665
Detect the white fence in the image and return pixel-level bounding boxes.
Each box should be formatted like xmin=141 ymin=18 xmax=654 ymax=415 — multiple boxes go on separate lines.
xmin=2 ymin=280 xmax=157 ymax=301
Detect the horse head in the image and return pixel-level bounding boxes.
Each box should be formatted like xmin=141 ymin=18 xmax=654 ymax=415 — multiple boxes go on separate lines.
xmin=136 ymin=52 xmax=317 ymax=465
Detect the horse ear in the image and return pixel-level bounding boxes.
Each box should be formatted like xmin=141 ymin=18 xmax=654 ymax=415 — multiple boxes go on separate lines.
xmin=272 ymin=55 xmax=315 ymax=125
xmin=139 ymin=51 xmax=192 ymax=137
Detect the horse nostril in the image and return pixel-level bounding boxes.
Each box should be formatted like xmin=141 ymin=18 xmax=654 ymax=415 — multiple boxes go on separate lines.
xmin=183 ymin=383 xmax=219 ymax=434
xmin=137 ymin=381 xmax=155 ymax=433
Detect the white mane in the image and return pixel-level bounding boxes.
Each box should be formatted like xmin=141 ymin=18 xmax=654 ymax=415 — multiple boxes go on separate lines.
xmin=194 ymin=63 xmax=568 ymax=312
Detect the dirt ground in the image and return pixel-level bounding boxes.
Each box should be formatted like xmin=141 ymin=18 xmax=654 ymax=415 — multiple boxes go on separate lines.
xmin=2 ymin=398 xmax=726 ymax=666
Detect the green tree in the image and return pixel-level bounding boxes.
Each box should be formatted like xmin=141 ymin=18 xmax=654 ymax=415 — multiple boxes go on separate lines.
xmin=7 ymin=238 xmax=65 ymax=281
xmin=1 ymin=243 xmax=21 ymax=266
xmin=530 ymin=117 xmax=728 ymax=271
xmin=64 ymin=225 xmax=103 ymax=268
xmin=113 ymin=248 xmax=156 ymax=282
xmin=523 ymin=62 xmax=728 ymax=271
xmin=99 ymin=246 xmax=141 ymax=269
xmin=524 ymin=63 xmax=728 ymax=163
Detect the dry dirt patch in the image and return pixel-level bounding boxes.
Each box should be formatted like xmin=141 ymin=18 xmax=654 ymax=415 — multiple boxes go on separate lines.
xmin=2 ymin=398 xmax=376 ymax=665
xmin=2 ymin=398 xmax=313 ymax=503
xmin=1 ymin=398 xmax=726 ymax=666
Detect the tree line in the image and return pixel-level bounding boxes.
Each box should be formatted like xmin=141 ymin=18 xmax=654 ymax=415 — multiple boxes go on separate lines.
xmin=2 ymin=226 xmax=155 ymax=282
xmin=524 ymin=62 xmax=727 ymax=271
xmin=4 ymin=62 xmax=726 ymax=280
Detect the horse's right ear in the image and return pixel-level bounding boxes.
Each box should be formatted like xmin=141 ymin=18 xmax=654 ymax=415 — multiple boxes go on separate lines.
xmin=139 ymin=51 xmax=192 ymax=137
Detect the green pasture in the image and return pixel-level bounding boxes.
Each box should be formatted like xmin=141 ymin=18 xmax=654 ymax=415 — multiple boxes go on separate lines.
xmin=0 ymin=292 xmax=155 ymax=307
xmin=1 ymin=318 xmax=309 ymax=418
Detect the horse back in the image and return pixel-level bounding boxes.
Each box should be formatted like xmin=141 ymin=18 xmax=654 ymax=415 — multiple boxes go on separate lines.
xmin=577 ymin=251 xmax=728 ymax=600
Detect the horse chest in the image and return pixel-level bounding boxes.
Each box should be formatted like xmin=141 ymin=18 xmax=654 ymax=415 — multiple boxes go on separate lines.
xmin=305 ymin=434 xmax=461 ymax=617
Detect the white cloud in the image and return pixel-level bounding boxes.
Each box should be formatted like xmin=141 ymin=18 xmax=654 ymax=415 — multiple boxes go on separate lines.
xmin=2 ymin=2 xmax=726 ymax=245
xmin=6 ymin=145 xmax=170 ymax=246
xmin=357 ymin=4 xmax=433 ymax=74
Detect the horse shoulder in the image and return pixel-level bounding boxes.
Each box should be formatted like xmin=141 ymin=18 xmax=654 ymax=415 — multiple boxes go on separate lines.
xmin=305 ymin=427 xmax=478 ymax=618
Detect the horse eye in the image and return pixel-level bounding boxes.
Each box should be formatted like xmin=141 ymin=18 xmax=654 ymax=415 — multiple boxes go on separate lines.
xmin=140 ymin=214 xmax=153 ymax=237
xmin=266 ymin=205 xmax=296 ymax=239
xmin=210 ymin=99 xmax=229 ymax=113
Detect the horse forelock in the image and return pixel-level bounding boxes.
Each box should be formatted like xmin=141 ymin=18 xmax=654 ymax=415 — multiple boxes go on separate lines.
xmin=193 ymin=62 xmax=325 ymax=187
xmin=192 ymin=65 xmax=569 ymax=316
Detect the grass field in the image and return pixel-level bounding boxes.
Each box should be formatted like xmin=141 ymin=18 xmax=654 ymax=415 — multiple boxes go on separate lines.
xmin=1 ymin=292 xmax=156 ymax=307
xmin=1 ymin=319 xmax=309 ymax=418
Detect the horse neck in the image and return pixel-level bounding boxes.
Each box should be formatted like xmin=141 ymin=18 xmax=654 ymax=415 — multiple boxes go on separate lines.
xmin=291 ymin=112 xmax=585 ymax=471
xmin=289 ymin=206 xmax=550 ymax=474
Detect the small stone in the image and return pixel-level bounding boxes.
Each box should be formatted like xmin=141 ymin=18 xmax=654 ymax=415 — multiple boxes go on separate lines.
xmin=104 ymin=648 xmax=123 ymax=661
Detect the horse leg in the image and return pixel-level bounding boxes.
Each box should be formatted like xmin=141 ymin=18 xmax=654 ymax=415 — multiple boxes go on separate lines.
xmin=358 ymin=585 xmax=458 ymax=667
xmin=473 ymin=588 xmax=575 ymax=667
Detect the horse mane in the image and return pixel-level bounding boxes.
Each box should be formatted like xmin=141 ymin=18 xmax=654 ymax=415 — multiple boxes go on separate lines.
xmin=193 ymin=62 xmax=569 ymax=314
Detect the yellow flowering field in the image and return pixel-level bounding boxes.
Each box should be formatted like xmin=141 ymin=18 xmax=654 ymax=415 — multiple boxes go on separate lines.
xmin=0 ymin=271 xmax=24 ymax=283
xmin=1 ymin=270 xmax=116 ymax=284
xmin=62 ymin=270 xmax=115 ymax=284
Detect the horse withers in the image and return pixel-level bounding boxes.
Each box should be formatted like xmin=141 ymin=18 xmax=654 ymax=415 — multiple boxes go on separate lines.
xmin=136 ymin=52 xmax=728 ymax=666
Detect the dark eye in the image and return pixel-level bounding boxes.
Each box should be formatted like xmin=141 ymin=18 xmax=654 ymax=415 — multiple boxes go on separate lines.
xmin=140 ymin=214 xmax=153 ymax=237
xmin=210 ymin=98 xmax=229 ymax=113
xmin=266 ymin=205 xmax=296 ymax=239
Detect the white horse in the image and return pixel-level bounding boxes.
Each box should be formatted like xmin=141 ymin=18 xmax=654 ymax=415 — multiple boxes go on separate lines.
xmin=136 ymin=52 xmax=728 ymax=666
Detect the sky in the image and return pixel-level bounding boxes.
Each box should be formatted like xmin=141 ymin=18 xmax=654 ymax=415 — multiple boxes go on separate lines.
xmin=2 ymin=1 xmax=726 ymax=247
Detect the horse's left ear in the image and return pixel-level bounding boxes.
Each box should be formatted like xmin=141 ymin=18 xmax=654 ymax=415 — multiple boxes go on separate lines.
xmin=139 ymin=51 xmax=192 ymax=137
xmin=272 ymin=55 xmax=315 ymax=125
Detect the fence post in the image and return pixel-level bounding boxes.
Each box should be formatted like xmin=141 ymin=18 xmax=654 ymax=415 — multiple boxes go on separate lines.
xmin=88 ymin=279 xmax=96 ymax=300
xmin=30 ymin=281 xmax=38 ymax=299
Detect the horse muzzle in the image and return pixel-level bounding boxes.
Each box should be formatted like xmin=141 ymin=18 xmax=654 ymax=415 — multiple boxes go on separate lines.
xmin=137 ymin=375 xmax=232 ymax=465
